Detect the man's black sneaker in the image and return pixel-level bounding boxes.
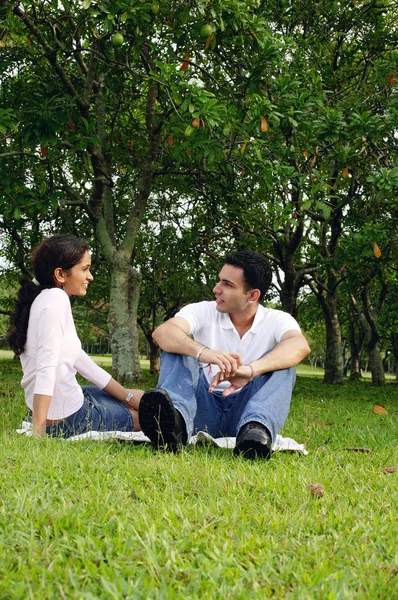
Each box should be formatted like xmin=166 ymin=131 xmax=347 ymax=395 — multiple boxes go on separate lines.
xmin=138 ymin=388 xmax=187 ymax=452
xmin=234 ymin=421 xmax=272 ymax=460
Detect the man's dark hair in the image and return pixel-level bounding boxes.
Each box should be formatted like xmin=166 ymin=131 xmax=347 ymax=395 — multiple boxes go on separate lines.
xmin=225 ymin=250 xmax=272 ymax=303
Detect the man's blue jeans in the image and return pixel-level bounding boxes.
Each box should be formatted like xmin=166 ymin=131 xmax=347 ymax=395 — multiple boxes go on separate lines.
xmin=157 ymin=352 xmax=296 ymax=442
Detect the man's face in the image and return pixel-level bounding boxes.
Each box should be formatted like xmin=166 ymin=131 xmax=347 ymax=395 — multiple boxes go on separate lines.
xmin=212 ymin=264 xmax=254 ymax=314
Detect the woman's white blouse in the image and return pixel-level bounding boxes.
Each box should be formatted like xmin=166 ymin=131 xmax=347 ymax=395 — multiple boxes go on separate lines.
xmin=20 ymin=287 xmax=111 ymax=419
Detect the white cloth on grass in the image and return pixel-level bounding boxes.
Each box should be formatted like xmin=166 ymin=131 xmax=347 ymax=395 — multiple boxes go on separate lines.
xmin=16 ymin=421 xmax=308 ymax=455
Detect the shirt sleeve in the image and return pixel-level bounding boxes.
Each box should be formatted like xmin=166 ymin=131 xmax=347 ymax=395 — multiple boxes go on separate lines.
xmin=175 ymin=302 xmax=210 ymax=335
xmin=273 ymin=311 xmax=301 ymax=343
xmin=74 ymin=349 xmax=112 ymax=389
xmin=33 ymin=302 xmax=66 ymax=396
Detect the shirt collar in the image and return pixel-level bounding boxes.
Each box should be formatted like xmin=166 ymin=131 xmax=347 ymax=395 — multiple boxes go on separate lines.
xmin=219 ymin=305 xmax=267 ymax=333
xmin=250 ymin=305 xmax=267 ymax=332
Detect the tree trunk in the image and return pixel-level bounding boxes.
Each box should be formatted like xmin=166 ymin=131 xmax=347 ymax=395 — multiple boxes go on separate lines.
xmin=349 ymin=356 xmax=361 ymax=380
xmin=314 ymin=281 xmax=344 ymax=384
xmin=361 ymin=287 xmax=385 ymax=386
xmin=149 ymin=340 xmax=160 ymax=375
xmin=391 ymin=333 xmax=398 ymax=381
xmin=273 ymin=217 xmax=306 ymax=319
xmin=323 ymin=301 xmax=344 ymax=384
xmin=347 ymin=308 xmax=363 ymax=380
xmin=367 ymin=344 xmax=385 ymax=386
xmin=356 ymin=310 xmax=385 ymax=386
xmin=108 ymin=252 xmax=142 ymax=382
xmin=279 ymin=268 xmax=299 ymax=318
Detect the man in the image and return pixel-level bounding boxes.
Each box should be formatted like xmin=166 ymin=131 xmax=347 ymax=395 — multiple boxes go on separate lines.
xmin=139 ymin=250 xmax=310 ymax=459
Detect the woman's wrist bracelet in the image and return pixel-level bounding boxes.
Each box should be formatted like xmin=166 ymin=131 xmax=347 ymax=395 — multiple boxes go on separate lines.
xmin=123 ymin=391 xmax=134 ymax=404
xmin=196 ymin=345 xmax=208 ymax=361
xmin=246 ymin=364 xmax=255 ymax=381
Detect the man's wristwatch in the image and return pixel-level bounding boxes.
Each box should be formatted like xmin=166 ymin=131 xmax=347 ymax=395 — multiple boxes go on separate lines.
xmin=123 ymin=391 xmax=134 ymax=404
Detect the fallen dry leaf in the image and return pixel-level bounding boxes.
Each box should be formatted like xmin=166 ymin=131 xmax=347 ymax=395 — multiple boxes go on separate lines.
xmin=383 ymin=466 xmax=398 ymax=474
xmin=308 ymin=483 xmax=324 ymax=497
xmin=373 ymin=405 xmax=388 ymax=415
xmin=344 ymin=447 xmax=372 ymax=453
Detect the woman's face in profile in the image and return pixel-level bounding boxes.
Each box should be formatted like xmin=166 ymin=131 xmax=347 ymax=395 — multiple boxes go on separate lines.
xmin=61 ymin=251 xmax=94 ymax=297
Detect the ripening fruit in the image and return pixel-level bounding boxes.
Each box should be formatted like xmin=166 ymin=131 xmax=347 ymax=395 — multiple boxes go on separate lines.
xmin=373 ymin=242 xmax=382 ymax=259
xmin=111 ymin=32 xmax=124 ymax=47
xmin=200 ymin=24 xmax=213 ymax=38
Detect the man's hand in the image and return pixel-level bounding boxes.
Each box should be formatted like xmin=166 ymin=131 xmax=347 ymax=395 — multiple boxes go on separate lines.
xmin=199 ymin=348 xmax=243 ymax=378
xmin=208 ymin=365 xmax=254 ymax=396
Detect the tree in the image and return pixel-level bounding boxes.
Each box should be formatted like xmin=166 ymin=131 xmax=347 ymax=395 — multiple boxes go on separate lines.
xmin=1 ymin=0 xmax=397 ymax=387
xmin=1 ymin=0 xmax=276 ymax=380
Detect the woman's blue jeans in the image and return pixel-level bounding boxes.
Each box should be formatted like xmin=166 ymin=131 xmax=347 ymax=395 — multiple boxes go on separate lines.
xmin=43 ymin=387 xmax=134 ymax=438
xmin=157 ymin=352 xmax=296 ymax=443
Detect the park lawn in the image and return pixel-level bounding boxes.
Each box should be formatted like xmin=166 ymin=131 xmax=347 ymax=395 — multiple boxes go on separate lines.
xmin=0 ymin=359 xmax=397 ymax=599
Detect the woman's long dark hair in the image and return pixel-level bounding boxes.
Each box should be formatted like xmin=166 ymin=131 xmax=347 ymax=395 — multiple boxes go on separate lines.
xmin=7 ymin=234 xmax=89 ymax=356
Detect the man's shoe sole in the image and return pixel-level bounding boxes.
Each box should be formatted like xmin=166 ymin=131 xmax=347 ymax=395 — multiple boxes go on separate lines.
xmin=234 ymin=438 xmax=272 ymax=460
xmin=234 ymin=427 xmax=272 ymax=460
xmin=139 ymin=388 xmax=179 ymax=451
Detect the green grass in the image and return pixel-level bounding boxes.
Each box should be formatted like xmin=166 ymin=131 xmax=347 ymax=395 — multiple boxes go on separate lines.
xmin=1 ymin=359 xmax=397 ymax=599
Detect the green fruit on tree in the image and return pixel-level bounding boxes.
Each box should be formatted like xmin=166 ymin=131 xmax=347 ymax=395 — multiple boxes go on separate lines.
xmin=184 ymin=125 xmax=195 ymax=137
xmin=200 ymin=24 xmax=213 ymax=38
xmin=111 ymin=32 xmax=124 ymax=47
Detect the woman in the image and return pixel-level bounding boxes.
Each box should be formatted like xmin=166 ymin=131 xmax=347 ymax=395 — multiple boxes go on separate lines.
xmin=7 ymin=234 xmax=143 ymax=438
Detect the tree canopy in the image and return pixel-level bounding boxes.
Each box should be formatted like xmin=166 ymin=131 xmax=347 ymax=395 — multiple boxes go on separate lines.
xmin=1 ymin=0 xmax=397 ymax=382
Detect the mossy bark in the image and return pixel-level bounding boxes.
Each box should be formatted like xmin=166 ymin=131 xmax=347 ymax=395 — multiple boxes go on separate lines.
xmin=322 ymin=297 xmax=344 ymax=385
xmin=108 ymin=253 xmax=142 ymax=382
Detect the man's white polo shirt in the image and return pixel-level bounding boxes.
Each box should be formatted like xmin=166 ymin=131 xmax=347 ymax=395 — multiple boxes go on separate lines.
xmin=175 ymin=301 xmax=301 ymax=387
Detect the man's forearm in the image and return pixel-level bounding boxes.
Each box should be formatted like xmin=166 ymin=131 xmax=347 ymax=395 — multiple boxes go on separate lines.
xmin=152 ymin=322 xmax=202 ymax=356
xmin=153 ymin=318 xmax=242 ymax=376
xmin=250 ymin=335 xmax=310 ymax=376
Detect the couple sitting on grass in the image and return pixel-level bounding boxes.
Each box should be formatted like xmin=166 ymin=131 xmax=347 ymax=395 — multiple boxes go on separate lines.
xmin=8 ymin=234 xmax=310 ymax=460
